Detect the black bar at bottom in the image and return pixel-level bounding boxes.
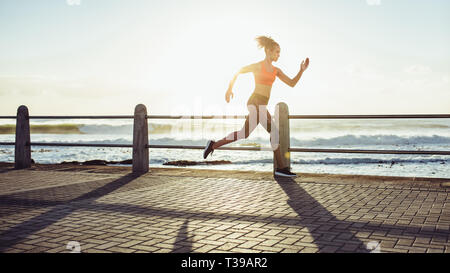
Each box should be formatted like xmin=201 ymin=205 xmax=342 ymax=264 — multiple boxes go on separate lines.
xmin=2 ymin=253 xmax=444 ymax=272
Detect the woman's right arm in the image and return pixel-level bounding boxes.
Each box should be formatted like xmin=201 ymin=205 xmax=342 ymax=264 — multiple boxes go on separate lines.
xmin=226 ymin=63 xmax=257 ymax=103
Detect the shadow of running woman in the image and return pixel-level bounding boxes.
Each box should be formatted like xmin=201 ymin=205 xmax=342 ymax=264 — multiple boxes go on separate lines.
xmin=274 ymin=176 xmax=370 ymax=253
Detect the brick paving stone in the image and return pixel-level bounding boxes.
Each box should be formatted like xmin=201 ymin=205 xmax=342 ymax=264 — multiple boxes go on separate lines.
xmin=259 ymin=239 xmax=281 ymax=247
xmin=281 ymin=228 xmax=299 ymax=235
xmin=414 ymin=237 xmax=431 ymax=245
xmin=118 ymin=240 xmax=143 ymax=248
xmin=246 ymin=231 xmax=266 ymax=238
xmin=3 ymin=248 xmax=24 ymax=253
xmin=77 ymin=243 xmax=97 ymax=252
xmin=27 ymin=236 xmax=54 ymax=245
xmin=279 ymin=237 xmax=300 ymax=245
xmin=11 ymin=243 xmax=37 ymax=251
xmin=24 ymin=246 xmax=51 ymax=253
xmin=240 ymin=240 xmax=264 ymax=249
xmin=299 ymin=236 xmax=315 ymax=243
xmin=379 ymin=240 xmax=397 ymax=249
xmin=193 ymin=244 xmax=217 ymax=253
xmin=225 ymin=233 xmax=245 ymax=239
xmin=252 ymin=245 xmax=284 ymax=253
xmin=84 ymin=238 xmax=107 ymax=245
xmin=216 ymin=242 xmax=240 ymax=251
xmin=426 ymin=248 xmax=445 ymax=253
xmin=131 ymin=245 xmax=159 ymax=252
xmin=395 ymin=245 xmax=428 ymax=253
xmin=381 ymin=247 xmax=408 ymax=253
xmin=314 ymin=240 xmax=345 ymax=248
xmin=320 ymin=246 xmax=341 ymax=253
xmin=339 ymin=243 xmax=360 ymax=252
xmin=140 ymin=239 xmax=162 ymax=246
xmin=106 ymin=246 xmax=136 ymax=253
xmin=291 ymin=241 xmax=319 ymax=249
xmin=87 ymin=248 xmax=114 ymax=253
xmin=396 ymin=239 xmax=414 ymax=247
xmin=280 ymin=248 xmax=300 ymax=253
xmin=36 ymin=241 xmax=62 ymax=249
xmin=93 ymin=233 xmax=118 ymax=240
xmin=204 ymin=234 xmax=226 ymax=241
xmin=299 ymin=247 xmax=319 ymax=253
xmin=264 ymin=229 xmax=283 ymax=236
xmin=230 ymin=247 xmax=262 ymax=253
xmin=95 ymin=241 xmax=120 ymax=250
xmin=431 ymin=236 xmax=448 ymax=244
xmin=218 ymin=238 xmax=246 ymax=246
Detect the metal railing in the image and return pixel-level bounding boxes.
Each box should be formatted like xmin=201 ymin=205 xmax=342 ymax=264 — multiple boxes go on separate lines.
xmin=0 ymin=104 xmax=449 ymax=173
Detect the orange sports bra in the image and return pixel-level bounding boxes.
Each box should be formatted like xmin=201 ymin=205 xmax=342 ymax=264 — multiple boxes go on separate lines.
xmin=255 ymin=61 xmax=277 ymax=86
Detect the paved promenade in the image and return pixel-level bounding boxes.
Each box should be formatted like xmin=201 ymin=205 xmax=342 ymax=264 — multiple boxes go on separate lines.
xmin=0 ymin=163 xmax=449 ymax=253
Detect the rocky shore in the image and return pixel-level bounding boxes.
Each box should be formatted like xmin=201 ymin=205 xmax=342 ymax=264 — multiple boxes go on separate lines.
xmin=57 ymin=159 xmax=232 ymax=167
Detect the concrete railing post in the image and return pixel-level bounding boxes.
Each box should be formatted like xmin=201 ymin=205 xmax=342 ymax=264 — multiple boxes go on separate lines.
xmin=273 ymin=102 xmax=290 ymax=172
xmin=15 ymin=105 xmax=31 ymax=169
xmin=132 ymin=104 xmax=149 ymax=174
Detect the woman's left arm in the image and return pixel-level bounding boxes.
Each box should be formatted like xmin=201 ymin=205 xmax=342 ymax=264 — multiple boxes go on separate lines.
xmin=276 ymin=57 xmax=309 ymax=88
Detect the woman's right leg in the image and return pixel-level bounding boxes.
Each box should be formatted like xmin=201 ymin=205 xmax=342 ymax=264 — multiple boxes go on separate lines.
xmin=212 ymin=105 xmax=259 ymax=150
xmin=257 ymin=105 xmax=287 ymax=170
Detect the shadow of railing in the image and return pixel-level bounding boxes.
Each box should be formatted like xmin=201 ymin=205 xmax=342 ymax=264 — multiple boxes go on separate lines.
xmin=171 ymin=220 xmax=193 ymax=253
xmin=0 ymin=173 xmax=141 ymax=252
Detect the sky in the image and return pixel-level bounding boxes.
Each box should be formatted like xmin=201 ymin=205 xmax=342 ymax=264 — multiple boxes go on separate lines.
xmin=0 ymin=0 xmax=449 ymax=116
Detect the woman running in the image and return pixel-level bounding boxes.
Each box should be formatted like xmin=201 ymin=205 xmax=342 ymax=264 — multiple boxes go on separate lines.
xmin=203 ymin=36 xmax=309 ymax=177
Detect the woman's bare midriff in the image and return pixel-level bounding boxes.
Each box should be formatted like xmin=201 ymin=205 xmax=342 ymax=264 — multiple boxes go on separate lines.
xmin=253 ymin=83 xmax=272 ymax=98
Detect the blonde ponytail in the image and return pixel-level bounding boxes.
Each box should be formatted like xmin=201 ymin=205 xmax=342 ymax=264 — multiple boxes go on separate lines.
xmin=255 ymin=35 xmax=279 ymax=51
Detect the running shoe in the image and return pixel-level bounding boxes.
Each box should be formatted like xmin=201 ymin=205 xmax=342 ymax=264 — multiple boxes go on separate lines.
xmin=203 ymin=140 xmax=215 ymax=159
xmin=274 ymin=167 xmax=297 ymax=177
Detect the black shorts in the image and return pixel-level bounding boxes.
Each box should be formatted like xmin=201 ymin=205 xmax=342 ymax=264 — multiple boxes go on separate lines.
xmin=242 ymin=93 xmax=276 ymax=137
xmin=227 ymin=93 xmax=279 ymax=150
xmin=247 ymin=92 xmax=269 ymax=107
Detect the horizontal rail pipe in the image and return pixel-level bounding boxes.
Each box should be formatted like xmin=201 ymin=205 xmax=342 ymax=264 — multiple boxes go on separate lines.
xmin=0 ymin=142 xmax=132 ymax=148
xmin=1 ymin=142 xmax=448 ymax=156
xmin=0 ymin=116 xmax=134 ymax=119
xmin=2 ymin=114 xmax=450 ymax=120
xmin=32 ymin=116 xmax=134 ymax=119
xmin=288 ymin=148 xmax=450 ymax=155
xmin=0 ymin=142 xmax=15 ymax=146
xmin=147 ymin=144 xmax=262 ymax=151
xmin=146 ymin=115 xmax=248 ymax=119
xmin=288 ymin=114 xmax=450 ymax=119
xmin=31 ymin=143 xmax=133 ymax=148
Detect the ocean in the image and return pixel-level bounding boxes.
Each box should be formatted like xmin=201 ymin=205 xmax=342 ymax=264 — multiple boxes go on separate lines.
xmin=0 ymin=118 xmax=449 ymax=178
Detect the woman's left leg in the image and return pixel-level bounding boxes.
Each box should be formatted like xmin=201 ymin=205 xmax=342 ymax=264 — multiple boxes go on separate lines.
xmin=212 ymin=104 xmax=259 ymax=150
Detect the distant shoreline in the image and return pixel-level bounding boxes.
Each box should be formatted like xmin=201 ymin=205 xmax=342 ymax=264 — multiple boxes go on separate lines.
xmin=0 ymin=124 xmax=83 ymax=134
